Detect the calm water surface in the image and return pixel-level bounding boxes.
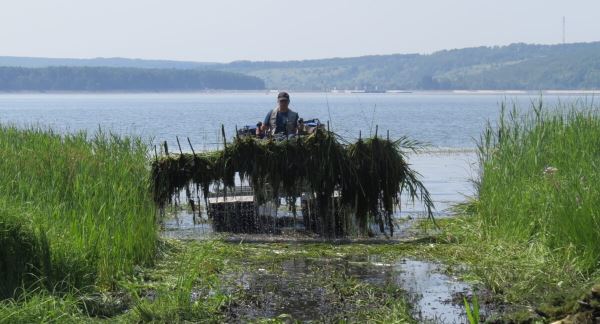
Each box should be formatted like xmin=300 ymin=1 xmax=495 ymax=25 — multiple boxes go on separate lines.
xmin=0 ymin=92 xmax=586 ymax=149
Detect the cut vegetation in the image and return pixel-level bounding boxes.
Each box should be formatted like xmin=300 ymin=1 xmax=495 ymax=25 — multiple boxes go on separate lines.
xmin=151 ymin=129 xmax=434 ymax=237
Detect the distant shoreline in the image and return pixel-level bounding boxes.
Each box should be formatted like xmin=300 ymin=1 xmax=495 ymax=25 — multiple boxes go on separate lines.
xmin=0 ymin=89 xmax=597 ymax=95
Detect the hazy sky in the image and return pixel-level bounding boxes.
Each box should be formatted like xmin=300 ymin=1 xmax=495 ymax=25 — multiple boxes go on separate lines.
xmin=1 ymin=0 xmax=599 ymax=62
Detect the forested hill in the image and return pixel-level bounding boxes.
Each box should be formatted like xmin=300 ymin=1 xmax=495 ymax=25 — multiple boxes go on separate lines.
xmin=0 ymin=67 xmax=265 ymax=91
xmin=218 ymin=42 xmax=600 ymax=90
xmin=2 ymin=42 xmax=600 ymax=90
xmin=0 ymin=56 xmax=214 ymax=69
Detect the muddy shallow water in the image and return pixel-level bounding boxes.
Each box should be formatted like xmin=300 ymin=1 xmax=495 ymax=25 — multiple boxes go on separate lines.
xmin=160 ymin=151 xmax=486 ymax=322
xmin=224 ymin=258 xmax=355 ymax=321
xmin=396 ymin=259 xmax=481 ymax=323
xmin=217 ymin=254 xmax=487 ymax=323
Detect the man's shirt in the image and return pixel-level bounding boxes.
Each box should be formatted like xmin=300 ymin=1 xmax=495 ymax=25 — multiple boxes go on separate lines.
xmin=264 ymin=109 xmax=299 ymax=134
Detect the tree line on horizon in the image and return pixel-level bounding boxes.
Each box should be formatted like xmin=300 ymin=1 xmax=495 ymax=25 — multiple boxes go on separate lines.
xmin=0 ymin=66 xmax=265 ymax=91
xmin=219 ymin=42 xmax=600 ymax=90
xmin=1 ymin=42 xmax=600 ymax=91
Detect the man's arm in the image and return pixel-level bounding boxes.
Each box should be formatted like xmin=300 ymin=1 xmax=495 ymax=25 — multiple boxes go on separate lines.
xmin=261 ymin=111 xmax=271 ymax=132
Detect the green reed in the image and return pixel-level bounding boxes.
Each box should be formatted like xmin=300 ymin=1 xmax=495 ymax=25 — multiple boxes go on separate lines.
xmin=151 ymin=129 xmax=434 ymax=237
xmin=0 ymin=125 xmax=157 ymax=296
xmin=477 ymin=99 xmax=600 ymax=272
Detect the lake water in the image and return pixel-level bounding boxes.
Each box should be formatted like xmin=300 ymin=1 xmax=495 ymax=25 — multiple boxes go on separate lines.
xmin=0 ymin=92 xmax=589 ymax=216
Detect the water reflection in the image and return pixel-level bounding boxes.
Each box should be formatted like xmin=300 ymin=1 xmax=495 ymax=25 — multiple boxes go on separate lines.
xmin=220 ymin=254 xmax=485 ymax=323
xmin=396 ymin=259 xmax=476 ymax=323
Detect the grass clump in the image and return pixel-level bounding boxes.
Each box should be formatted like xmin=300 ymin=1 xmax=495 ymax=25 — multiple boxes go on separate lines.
xmin=414 ymin=100 xmax=600 ymax=320
xmin=385 ymin=100 xmax=600 ymax=321
xmin=0 ymin=200 xmax=50 ymax=299
xmin=0 ymin=290 xmax=88 ymax=323
xmin=0 ymin=125 xmax=157 ymax=295
xmin=477 ymin=101 xmax=600 ymax=273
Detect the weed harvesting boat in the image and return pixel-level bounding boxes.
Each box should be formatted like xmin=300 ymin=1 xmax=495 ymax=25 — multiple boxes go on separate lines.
xmin=151 ymin=124 xmax=434 ymax=238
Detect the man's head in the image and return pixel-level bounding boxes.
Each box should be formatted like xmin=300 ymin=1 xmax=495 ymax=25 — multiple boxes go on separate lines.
xmin=277 ymin=91 xmax=290 ymax=110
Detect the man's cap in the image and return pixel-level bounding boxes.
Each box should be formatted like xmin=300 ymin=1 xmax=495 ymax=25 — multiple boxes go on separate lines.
xmin=277 ymin=91 xmax=290 ymax=101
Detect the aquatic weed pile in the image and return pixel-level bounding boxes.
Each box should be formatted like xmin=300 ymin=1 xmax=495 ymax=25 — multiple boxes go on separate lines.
xmin=151 ymin=129 xmax=434 ymax=237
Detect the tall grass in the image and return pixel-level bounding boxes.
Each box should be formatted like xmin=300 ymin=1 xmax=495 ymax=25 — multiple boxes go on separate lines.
xmin=0 ymin=125 xmax=157 ymax=296
xmin=477 ymin=100 xmax=600 ymax=272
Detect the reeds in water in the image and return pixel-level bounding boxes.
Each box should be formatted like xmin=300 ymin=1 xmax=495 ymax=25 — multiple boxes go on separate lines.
xmin=151 ymin=128 xmax=434 ymax=237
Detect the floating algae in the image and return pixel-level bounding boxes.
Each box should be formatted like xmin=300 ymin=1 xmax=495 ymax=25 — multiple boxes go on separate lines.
xmin=151 ymin=129 xmax=434 ymax=237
